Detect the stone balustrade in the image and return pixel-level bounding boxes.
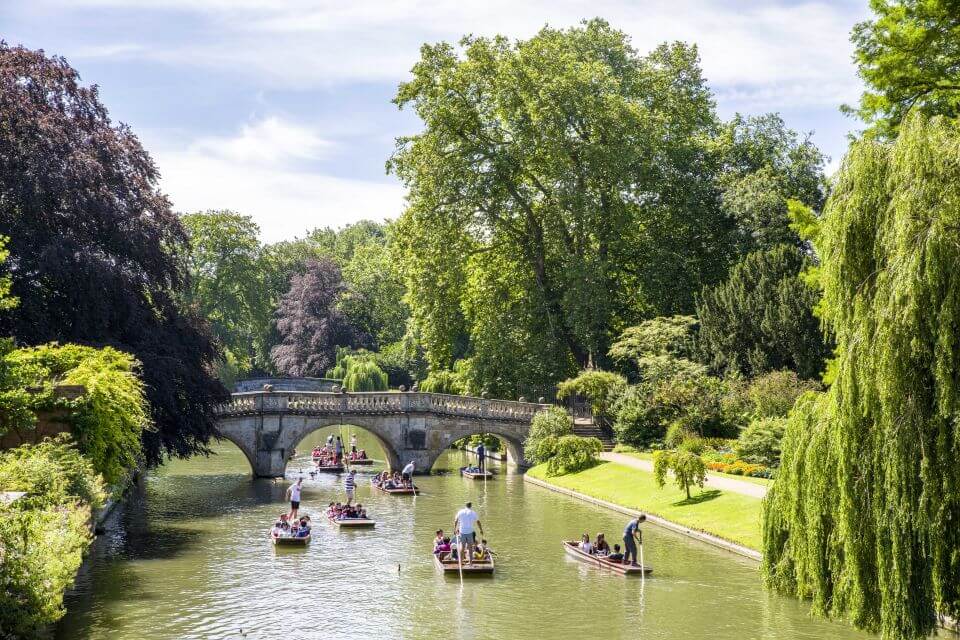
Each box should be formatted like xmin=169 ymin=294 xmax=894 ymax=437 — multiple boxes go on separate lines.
xmin=215 ymin=390 xmax=545 ymax=423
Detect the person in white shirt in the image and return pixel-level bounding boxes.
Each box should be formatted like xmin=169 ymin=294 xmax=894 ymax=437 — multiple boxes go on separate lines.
xmin=579 ymin=533 xmax=594 ymax=554
xmin=350 ymin=433 xmax=358 ymax=456
xmin=454 ymin=501 xmax=484 ymax=565
xmin=285 ymin=477 xmax=303 ymax=522
xmin=401 ymin=461 xmax=415 ymax=488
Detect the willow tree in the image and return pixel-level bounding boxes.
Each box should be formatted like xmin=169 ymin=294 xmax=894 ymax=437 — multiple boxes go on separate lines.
xmin=762 ymin=113 xmax=960 ymax=639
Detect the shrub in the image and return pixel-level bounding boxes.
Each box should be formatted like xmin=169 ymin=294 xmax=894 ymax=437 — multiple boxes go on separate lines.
xmin=744 ymin=370 xmax=820 ymax=419
xmin=734 ymin=416 xmax=788 ymax=466
xmin=653 ymin=449 xmax=707 ymax=500
xmin=556 ymin=370 xmax=627 ymax=424
xmin=611 ymin=385 xmax=666 ymax=447
xmin=0 ymin=436 xmax=105 ymax=636
xmin=546 ymin=435 xmax=602 ymax=476
xmin=664 ymin=422 xmax=692 ymax=449
xmin=524 ymin=406 xmax=573 ymax=464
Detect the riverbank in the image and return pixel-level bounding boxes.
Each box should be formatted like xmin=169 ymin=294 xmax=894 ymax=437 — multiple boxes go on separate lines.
xmin=526 ymin=460 xmax=763 ymax=551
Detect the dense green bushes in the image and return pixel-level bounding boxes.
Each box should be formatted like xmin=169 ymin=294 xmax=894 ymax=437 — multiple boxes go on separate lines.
xmin=523 ymin=407 xmax=573 ymax=464
xmin=327 ymin=350 xmax=389 ymax=392
xmin=545 ymin=435 xmax=603 ymax=476
xmin=0 ymin=436 xmax=105 ymax=637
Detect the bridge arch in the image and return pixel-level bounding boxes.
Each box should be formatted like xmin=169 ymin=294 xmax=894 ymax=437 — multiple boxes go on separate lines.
xmin=214 ymin=427 xmax=259 ymax=474
xmin=280 ymin=418 xmax=402 ymax=471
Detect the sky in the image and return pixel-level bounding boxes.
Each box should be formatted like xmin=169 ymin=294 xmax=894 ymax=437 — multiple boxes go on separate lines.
xmin=1 ymin=0 xmax=870 ymax=243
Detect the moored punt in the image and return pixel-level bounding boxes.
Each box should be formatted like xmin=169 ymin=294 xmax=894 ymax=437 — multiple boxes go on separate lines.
xmin=561 ymin=541 xmax=652 ymax=575
xmin=348 ymin=458 xmax=375 ymax=466
xmin=433 ymin=553 xmax=495 ymax=575
xmin=460 ymin=467 xmax=493 ymax=480
xmin=314 ymin=464 xmax=345 ymax=473
xmin=272 ymin=533 xmax=311 ymax=547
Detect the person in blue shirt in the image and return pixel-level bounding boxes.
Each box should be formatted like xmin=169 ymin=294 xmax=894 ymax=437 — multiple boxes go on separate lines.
xmin=297 ymin=516 xmax=311 ymax=537
xmin=623 ymin=514 xmax=646 ymax=567
xmin=476 ymin=441 xmax=486 ymax=473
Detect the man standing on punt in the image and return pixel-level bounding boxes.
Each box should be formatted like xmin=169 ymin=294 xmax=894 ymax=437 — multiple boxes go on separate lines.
xmin=623 ymin=514 xmax=646 ymax=567
xmin=454 ymin=501 xmax=484 ymax=566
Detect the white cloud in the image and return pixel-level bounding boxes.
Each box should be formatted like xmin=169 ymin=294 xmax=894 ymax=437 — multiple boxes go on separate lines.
xmin=150 ymin=118 xmax=405 ymax=242
xmin=43 ymin=0 xmax=867 ymax=109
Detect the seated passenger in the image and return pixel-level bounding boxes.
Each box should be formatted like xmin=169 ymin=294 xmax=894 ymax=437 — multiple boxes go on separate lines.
xmin=475 ymin=539 xmax=491 ymax=561
xmin=608 ymin=544 xmax=624 ymax=562
xmin=297 ymin=517 xmax=311 ymax=537
xmin=436 ymin=536 xmax=452 ymax=555
xmin=359 ymin=449 xmax=368 ymax=459
xmin=434 ymin=529 xmax=445 ymax=549
xmin=595 ymin=533 xmax=610 ymax=556
xmin=579 ymin=533 xmax=594 ymax=554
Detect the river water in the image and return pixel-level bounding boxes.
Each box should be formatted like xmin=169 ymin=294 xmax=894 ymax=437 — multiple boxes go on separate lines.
xmin=57 ymin=428 xmax=875 ymax=640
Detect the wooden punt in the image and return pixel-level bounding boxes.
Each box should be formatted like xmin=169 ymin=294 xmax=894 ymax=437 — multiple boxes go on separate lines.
xmin=433 ymin=553 xmax=495 ymax=575
xmin=372 ymin=482 xmax=418 ymax=495
xmin=348 ymin=458 xmax=375 ymax=466
xmin=460 ymin=467 xmax=494 ymax=480
xmin=313 ymin=464 xmax=345 ymax=473
xmin=561 ymin=541 xmax=652 ymax=575
xmin=272 ymin=533 xmax=311 ymax=547
xmin=328 ymin=514 xmax=376 ymax=528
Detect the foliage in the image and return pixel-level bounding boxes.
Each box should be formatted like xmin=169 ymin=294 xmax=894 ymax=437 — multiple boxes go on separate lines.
xmin=846 ymin=0 xmax=960 ymax=139
xmin=745 ymin=370 xmax=820 ymax=419
xmin=556 ymin=370 xmax=627 ymax=421
xmin=390 ymin=19 xmax=761 ymax=386
xmin=0 ymin=43 xmax=227 ymax=466
xmin=653 ymin=448 xmax=707 ymax=500
xmin=545 ymin=435 xmax=602 ymax=476
xmin=713 ymin=113 xmax=827 ymax=254
xmin=734 ymin=417 xmax=788 ymax=467
xmin=181 ymin=211 xmax=271 ymax=375
xmin=341 ymin=359 xmax=389 ymax=392
xmin=524 ymin=406 xmax=573 ymax=464
xmin=271 ymin=258 xmax=365 ymax=377
xmin=762 ymin=114 xmax=960 ymax=639
xmin=372 ymin=338 xmax=427 ymax=389
xmin=612 ymin=370 xmax=734 ymax=448
xmin=0 ymin=436 xmax=105 ymax=636
xmin=418 ymin=369 xmax=465 ymax=395
xmin=608 ymin=316 xmax=705 ymax=381
xmin=339 ymin=235 xmax=409 ymax=349
xmin=1 ymin=344 xmax=148 ymax=485
xmin=696 ymin=244 xmax=831 ymax=380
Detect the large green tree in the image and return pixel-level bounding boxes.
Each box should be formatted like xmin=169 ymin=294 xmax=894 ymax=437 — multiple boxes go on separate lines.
xmin=696 ymin=244 xmax=830 ymax=380
xmin=847 ymin=0 xmax=960 ymax=138
xmin=181 ymin=211 xmax=271 ymax=374
xmin=390 ymin=20 xmax=735 ymax=392
xmin=762 ymin=114 xmax=960 ymax=640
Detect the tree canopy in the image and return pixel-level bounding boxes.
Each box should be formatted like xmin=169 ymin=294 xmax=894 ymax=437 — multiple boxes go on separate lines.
xmin=0 ymin=42 xmax=226 ymax=465
xmin=847 ymin=0 xmax=960 ymax=138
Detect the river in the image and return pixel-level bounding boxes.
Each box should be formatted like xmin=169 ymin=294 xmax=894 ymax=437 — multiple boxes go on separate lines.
xmin=56 ymin=427 xmax=875 ymax=640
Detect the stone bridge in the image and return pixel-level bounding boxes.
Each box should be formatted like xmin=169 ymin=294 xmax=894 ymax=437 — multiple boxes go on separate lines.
xmin=214 ymin=387 xmax=548 ymax=477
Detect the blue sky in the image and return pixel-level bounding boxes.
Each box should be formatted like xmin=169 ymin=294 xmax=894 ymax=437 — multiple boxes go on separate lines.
xmin=1 ymin=0 xmax=869 ymax=242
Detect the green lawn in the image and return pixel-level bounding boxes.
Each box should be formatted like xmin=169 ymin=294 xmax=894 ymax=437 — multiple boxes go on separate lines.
xmin=527 ymin=461 xmax=763 ymax=550
xmin=616 ymin=451 xmax=774 ymax=487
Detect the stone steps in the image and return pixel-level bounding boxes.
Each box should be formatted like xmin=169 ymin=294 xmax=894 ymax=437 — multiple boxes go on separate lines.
xmin=572 ymin=422 xmax=616 ymax=451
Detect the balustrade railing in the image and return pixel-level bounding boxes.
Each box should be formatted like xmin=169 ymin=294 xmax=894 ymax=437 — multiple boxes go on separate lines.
xmin=214 ymin=391 xmax=545 ymax=422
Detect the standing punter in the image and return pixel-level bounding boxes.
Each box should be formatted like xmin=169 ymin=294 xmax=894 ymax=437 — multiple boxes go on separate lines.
xmin=344 ymin=469 xmax=357 ymax=504
xmin=286 ymin=477 xmax=304 ymax=522
xmin=401 ymin=460 xmax=415 ymax=488
xmin=475 ymin=440 xmax=486 ymax=473
xmin=623 ymin=514 xmax=646 ymax=567
xmin=454 ymin=501 xmax=483 ymax=566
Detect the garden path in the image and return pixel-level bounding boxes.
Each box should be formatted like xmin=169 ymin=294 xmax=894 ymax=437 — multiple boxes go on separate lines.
xmin=599 ymin=452 xmax=769 ymax=499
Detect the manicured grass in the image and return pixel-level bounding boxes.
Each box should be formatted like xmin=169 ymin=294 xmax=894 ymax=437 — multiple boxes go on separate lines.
xmin=528 ymin=461 xmax=763 ymax=550
xmin=617 ymin=451 xmax=774 ymax=487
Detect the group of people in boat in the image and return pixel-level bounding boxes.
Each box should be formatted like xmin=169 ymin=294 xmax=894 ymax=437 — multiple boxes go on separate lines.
xmin=311 ymin=433 xmax=371 ymax=467
xmin=271 ymin=513 xmax=312 ymax=538
xmin=371 ymin=461 xmax=416 ymax=490
xmin=326 ymin=501 xmax=368 ymax=520
xmin=577 ymin=514 xmax=646 ymax=566
xmin=430 ymin=501 xmax=491 ymax=565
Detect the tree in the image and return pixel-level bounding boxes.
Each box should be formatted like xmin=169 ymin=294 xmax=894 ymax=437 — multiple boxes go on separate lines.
xmin=270 ymin=259 xmax=363 ymax=377
xmin=653 ymin=448 xmax=706 ymax=500
xmin=390 ymin=20 xmax=736 ymax=382
xmin=608 ymin=315 xmax=704 ymax=382
xmin=181 ymin=211 xmax=271 ymax=374
xmin=0 ymin=43 xmax=226 ymax=465
xmin=524 ymin=406 xmax=573 ymax=464
xmin=847 ymin=0 xmax=960 ymax=138
xmin=339 ymin=237 xmax=409 ymax=348
xmin=696 ymin=244 xmax=831 ymax=379
xmin=714 ymin=114 xmax=827 ymax=253
xmin=762 ymin=114 xmax=960 ymax=639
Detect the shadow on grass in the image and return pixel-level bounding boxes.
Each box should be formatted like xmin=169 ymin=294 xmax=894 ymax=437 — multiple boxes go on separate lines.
xmin=672 ymin=489 xmax=721 ymax=506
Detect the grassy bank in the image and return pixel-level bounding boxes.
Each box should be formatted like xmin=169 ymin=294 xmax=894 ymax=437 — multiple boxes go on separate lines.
xmin=614 ymin=450 xmax=773 ymax=487
xmin=527 ymin=461 xmax=763 ymax=550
